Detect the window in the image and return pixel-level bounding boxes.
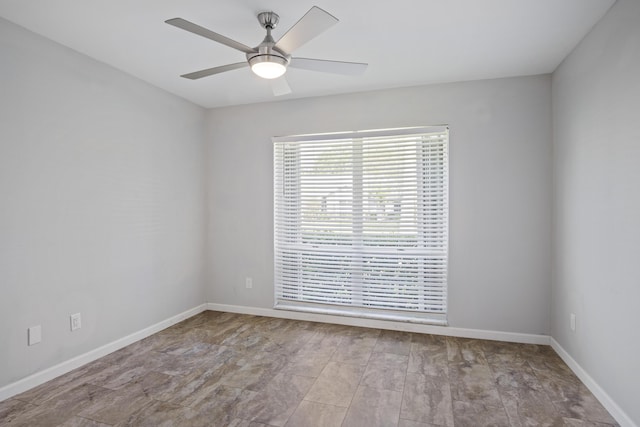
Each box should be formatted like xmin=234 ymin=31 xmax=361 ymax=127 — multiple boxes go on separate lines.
xmin=273 ymin=126 xmax=448 ymax=324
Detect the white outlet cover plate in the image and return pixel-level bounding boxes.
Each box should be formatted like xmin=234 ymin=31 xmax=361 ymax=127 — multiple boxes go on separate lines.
xmin=570 ymin=313 xmax=576 ymax=331
xmin=28 ymin=325 xmax=42 ymax=346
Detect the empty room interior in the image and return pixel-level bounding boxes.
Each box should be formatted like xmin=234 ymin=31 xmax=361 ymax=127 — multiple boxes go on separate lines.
xmin=0 ymin=0 xmax=638 ymax=426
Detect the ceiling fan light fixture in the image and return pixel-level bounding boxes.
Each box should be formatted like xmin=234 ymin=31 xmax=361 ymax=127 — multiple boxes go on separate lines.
xmin=167 ymin=6 xmax=368 ymax=88
xmin=249 ymin=54 xmax=288 ymax=79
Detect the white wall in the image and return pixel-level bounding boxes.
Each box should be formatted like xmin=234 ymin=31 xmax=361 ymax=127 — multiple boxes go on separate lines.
xmin=0 ymin=18 xmax=207 ymax=388
xmin=206 ymin=75 xmax=553 ymax=335
xmin=552 ymin=0 xmax=640 ymax=424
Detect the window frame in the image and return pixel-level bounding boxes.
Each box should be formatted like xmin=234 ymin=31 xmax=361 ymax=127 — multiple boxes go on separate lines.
xmin=273 ymin=126 xmax=449 ymax=325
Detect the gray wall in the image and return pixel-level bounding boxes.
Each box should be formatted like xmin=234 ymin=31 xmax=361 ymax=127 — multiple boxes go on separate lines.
xmin=551 ymin=0 xmax=640 ymax=423
xmin=0 ymin=18 xmax=207 ymax=387
xmin=206 ymin=75 xmax=553 ymax=335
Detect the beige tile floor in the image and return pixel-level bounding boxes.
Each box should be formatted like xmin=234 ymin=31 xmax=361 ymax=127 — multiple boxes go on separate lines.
xmin=0 ymin=311 xmax=619 ymax=426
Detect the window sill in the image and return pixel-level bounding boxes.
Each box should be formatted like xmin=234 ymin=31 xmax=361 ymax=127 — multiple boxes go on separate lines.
xmin=274 ymin=302 xmax=448 ymax=326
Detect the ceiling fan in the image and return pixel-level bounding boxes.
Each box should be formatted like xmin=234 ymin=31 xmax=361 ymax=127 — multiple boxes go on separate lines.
xmin=165 ymin=6 xmax=367 ymax=95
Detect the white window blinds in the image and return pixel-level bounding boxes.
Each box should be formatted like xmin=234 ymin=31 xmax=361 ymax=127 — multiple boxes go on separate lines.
xmin=273 ymin=126 xmax=448 ymax=324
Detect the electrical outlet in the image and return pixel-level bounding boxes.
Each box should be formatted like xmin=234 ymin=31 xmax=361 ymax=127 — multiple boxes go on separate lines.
xmin=70 ymin=313 xmax=81 ymax=331
xmin=245 ymin=277 xmax=253 ymax=289
xmin=570 ymin=313 xmax=576 ymax=331
xmin=28 ymin=325 xmax=42 ymax=346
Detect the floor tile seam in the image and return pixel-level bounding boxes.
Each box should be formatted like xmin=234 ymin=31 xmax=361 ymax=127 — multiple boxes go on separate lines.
xmin=524 ymin=358 xmax=572 ymax=414
xmin=336 ymin=342 xmax=373 ymax=363
xmin=154 ymin=382 xmax=224 ymax=410
xmin=299 ymin=357 xmax=336 ymax=416
xmin=371 ymin=349 xmax=411 ymax=360
xmin=73 ymin=414 xmax=115 ymax=426
xmin=26 ymin=381 xmax=116 ymax=409
xmin=319 ymin=334 xmax=341 ymax=364
xmin=451 ymin=397 xmax=506 ymax=409
xmin=10 ymin=396 xmax=38 ymax=406
xmin=395 ymin=338 xmax=413 ymax=427
xmin=398 ymin=413 xmax=449 ymax=427
xmin=483 ymin=348 xmax=519 ymax=426
xmin=442 ymin=344 xmax=457 ymax=427
xmin=340 ymin=382 xmax=366 ymax=427
xmin=344 ymin=383 xmax=404 ymax=427
xmin=363 ymin=364 xmax=409 ymax=386
xmin=302 ymin=394 xmax=349 ymax=409
xmin=445 ymin=356 xmax=494 ymax=376
xmin=308 ymin=351 xmax=365 ymax=385
xmin=327 ymin=356 xmax=372 ymax=369
xmin=361 ymin=347 xmax=374 ymax=366
xmin=449 ymin=362 xmax=506 ymax=413
xmin=77 ymin=408 xmax=118 ymax=425
xmin=334 ymin=358 xmax=366 ymax=427
xmin=279 ymin=393 xmax=305 ymax=427
xmin=48 ymin=385 xmax=118 ymax=413
xmin=87 ymin=377 xmax=139 ymax=393
xmin=547 ymin=397 xmax=615 ymax=426
xmin=83 ymin=387 xmax=159 ymax=421
xmin=406 ymin=340 xmax=449 ymax=377
xmin=136 ymin=395 xmax=204 ymax=420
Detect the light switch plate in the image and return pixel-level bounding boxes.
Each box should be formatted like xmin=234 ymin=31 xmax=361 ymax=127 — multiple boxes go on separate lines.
xmin=70 ymin=313 xmax=81 ymax=331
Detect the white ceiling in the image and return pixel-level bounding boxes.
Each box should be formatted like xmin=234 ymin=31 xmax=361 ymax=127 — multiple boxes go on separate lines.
xmin=0 ymin=0 xmax=614 ymax=109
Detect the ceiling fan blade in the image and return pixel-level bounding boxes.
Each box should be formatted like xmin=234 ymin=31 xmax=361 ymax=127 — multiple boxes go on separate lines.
xmin=270 ymin=76 xmax=292 ymax=96
xmin=275 ymin=6 xmax=338 ymax=54
xmin=289 ymin=58 xmax=368 ymax=75
xmin=181 ymin=62 xmax=248 ymax=80
xmin=166 ymin=18 xmax=255 ymax=54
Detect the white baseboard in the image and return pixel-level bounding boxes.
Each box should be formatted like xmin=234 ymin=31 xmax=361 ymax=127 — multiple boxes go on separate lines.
xmin=206 ymin=303 xmax=550 ymax=345
xmin=550 ymin=338 xmax=636 ymax=427
xmin=210 ymin=303 xmax=634 ymax=425
xmin=6 ymin=302 xmax=632 ymax=427
xmin=0 ymin=304 xmax=207 ymax=402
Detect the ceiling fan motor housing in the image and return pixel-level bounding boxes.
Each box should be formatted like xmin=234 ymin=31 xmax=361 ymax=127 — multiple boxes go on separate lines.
xmin=247 ymin=11 xmax=290 ymax=71
xmin=257 ymin=11 xmax=279 ymax=30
